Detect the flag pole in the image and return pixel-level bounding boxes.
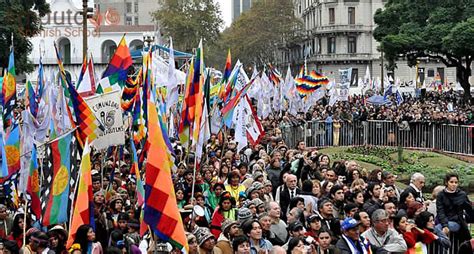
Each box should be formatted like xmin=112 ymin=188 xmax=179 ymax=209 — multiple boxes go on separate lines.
xmin=189 ymin=155 xmax=198 ymax=220
xmin=22 ymin=201 xmax=27 ymax=247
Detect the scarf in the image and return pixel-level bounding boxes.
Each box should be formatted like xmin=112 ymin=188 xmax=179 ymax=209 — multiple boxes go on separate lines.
xmin=341 ymin=234 xmax=369 ymax=254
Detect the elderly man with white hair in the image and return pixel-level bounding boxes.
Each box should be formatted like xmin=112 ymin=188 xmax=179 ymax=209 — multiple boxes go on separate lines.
xmin=400 ymin=172 xmax=425 ymax=203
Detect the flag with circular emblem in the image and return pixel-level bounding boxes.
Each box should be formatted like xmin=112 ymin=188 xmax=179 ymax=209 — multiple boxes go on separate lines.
xmin=27 ymin=145 xmax=41 ymax=219
xmin=41 ymin=132 xmax=72 ymax=226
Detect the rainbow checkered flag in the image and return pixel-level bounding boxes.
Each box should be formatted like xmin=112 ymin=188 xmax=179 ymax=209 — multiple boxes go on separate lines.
xmin=53 ymin=43 xmax=104 ymax=147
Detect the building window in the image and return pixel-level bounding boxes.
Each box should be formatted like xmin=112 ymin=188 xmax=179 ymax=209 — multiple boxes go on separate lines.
xmin=126 ymin=16 xmax=132 ymax=25
xmin=317 ymin=38 xmax=322 ymax=53
xmin=126 ymin=2 xmax=132 ymax=13
xmin=329 ymin=8 xmax=335 ymax=24
xmin=348 ymin=36 xmax=356 ymax=53
xmin=328 ymin=37 xmax=336 ymax=54
xmin=134 ymin=16 xmax=139 ymax=25
xmin=350 ymin=68 xmax=359 ymax=87
xmin=348 ymin=7 xmax=355 ymax=24
xmin=134 ymin=2 xmax=138 ymax=13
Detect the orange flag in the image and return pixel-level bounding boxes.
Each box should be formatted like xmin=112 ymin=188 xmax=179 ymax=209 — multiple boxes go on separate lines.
xmin=144 ymin=100 xmax=188 ymax=252
xmin=66 ymin=139 xmax=94 ymax=248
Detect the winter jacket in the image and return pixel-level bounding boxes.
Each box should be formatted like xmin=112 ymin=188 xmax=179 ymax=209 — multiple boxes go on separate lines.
xmin=436 ymin=189 xmax=472 ymax=227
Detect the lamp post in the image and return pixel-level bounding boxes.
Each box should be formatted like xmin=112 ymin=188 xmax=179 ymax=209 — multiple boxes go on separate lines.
xmin=143 ymin=32 xmax=155 ymax=49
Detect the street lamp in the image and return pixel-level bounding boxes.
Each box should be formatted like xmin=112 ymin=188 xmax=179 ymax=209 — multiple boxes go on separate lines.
xmin=143 ymin=32 xmax=155 ymax=49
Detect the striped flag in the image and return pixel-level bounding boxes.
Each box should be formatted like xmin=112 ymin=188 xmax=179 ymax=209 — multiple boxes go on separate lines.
xmin=102 ymin=36 xmax=132 ymax=84
xmin=36 ymin=57 xmax=45 ymax=104
xmin=27 ymin=145 xmax=41 ymax=219
xmin=221 ymin=78 xmax=255 ymax=128
xmin=144 ymin=100 xmax=188 ymax=252
xmin=41 ymin=133 xmax=72 ymax=226
xmin=178 ymin=57 xmax=195 ymax=148
xmin=25 ymin=81 xmax=38 ymax=118
xmin=130 ymin=140 xmax=144 ymax=206
xmin=295 ymin=70 xmax=329 ymax=98
xmin=4 ymin=125 xmax=20 ymax=177
xmin=53 ymin=44 xmax=103 ymax=147
xmin=76 ymin=57 xmax=97 ymax=96
xmin=0 ymin=132 xmax=8 ymax=178
xmin=67 ymin=139 xmax=94 ymax=248
xmin=2 ymin=47 xmax=16 ymax=125
xmin=191 ymin=41 xmax=205 ymax=148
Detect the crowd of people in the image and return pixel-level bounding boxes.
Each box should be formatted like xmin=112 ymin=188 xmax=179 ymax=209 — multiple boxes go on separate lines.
xmin=0 ymin=122 xmax=472 ymax=254
xmin=281 ymin=90 xmax=473 ymax=126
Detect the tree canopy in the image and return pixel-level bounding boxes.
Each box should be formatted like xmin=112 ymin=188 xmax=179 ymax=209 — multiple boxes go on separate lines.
xmin=374 ymin=0 xmax=474 ymax=98
xmin=153 ymin=0 xmax=223 ymax=53
xmin=207 ymin=0 xmax=302 ymax=69
xmin=0 ymin=0 xmax=50 ymax=74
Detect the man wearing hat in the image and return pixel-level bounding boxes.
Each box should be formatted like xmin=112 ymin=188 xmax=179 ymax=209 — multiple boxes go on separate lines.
xmin=194 ymin=227 xmax=223 ymax=254
xmin=237 ymin=207 xmax=253 ymax=224
xmin=216 ymin=219 xmax=240 ymax=253
xmin=282 ymin=221 xmax=307 ymax=250
xmin=336 ymin=218 xmax=371 ymax=254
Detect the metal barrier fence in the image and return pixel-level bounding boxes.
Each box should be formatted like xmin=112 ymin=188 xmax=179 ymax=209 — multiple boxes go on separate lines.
xmin=281 ymin=120 xmax=474 ymax=155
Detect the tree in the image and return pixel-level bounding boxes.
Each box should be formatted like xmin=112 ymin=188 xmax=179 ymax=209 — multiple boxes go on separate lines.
xmin=0 ymin=0 xmax=50 ymax=74
xmin=374 ymin=0 xmax=474 ymax=99
xmin=153 ymin=0 xmax=223 ymax=53
xmin=209 ymin=0 xmax=302 ymax=69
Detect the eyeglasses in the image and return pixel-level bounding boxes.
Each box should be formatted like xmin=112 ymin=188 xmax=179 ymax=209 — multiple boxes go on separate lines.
xmin=376 ymin=218 xmax=390 ymax=224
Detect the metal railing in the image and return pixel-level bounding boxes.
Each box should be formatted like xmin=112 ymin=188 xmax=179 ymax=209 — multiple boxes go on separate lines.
xmin=281 ymin=120 xmax=474 ymax=155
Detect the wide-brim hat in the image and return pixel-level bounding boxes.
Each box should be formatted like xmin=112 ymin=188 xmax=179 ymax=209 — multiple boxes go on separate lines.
xmin=48 ymin=225 xmax=68 ymax=238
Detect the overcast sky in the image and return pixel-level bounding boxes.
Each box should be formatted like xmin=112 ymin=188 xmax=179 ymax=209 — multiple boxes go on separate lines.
xmin=216 ymin=0 xmax=232 ymax=29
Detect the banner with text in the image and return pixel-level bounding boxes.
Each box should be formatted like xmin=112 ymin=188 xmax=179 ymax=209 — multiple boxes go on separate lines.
xmin=84 ymin=90 xmax=125 ymax=150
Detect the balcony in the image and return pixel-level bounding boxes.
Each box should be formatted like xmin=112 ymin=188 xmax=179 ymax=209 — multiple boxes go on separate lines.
xmin=311 ymin=24 xmax=372 ymax=35
xmin=312 ymin=53 xmax=374 ymax=62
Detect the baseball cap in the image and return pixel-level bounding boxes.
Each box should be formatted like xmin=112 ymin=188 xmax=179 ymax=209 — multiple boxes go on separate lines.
xmin=341 ymin=217 xmax=359 ymax=231
xmin=288 ymin=221 xmax=304 ymax=232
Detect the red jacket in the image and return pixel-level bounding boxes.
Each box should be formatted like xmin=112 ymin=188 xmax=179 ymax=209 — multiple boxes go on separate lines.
xmin=402 ymin=228 xmax=436 ymax=249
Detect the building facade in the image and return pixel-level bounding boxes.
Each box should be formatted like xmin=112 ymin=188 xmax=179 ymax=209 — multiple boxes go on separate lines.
xmin=95 ymin=0 xmax=158 ymax=26
xmin=278 ymin=0 xmax=457 ymax=89
xmin=25 ymin=0 xmax=160 ymax=83
xmin=232 ymin=0 xmax=253 ymax=22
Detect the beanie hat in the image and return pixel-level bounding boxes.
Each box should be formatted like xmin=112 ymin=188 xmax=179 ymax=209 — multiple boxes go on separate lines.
xmin=238 ymin=207 xmax=253 ymax=223
xmin=221 ymin=219 xmax=239 ymax=234
xmin=194 ymin=227 xmax=214 ymax=246
xmin=252 ymin=198 xmax=264 ymax=208
xmin=252 ymin=181 xmax=264 ymax=190
xmin=253 ymin=171 xmax=264 ymax=181
xmin=246 ymin=186 xmax=256 ymax=197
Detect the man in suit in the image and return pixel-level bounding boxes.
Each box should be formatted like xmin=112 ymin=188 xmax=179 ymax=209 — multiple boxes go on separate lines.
xmin=400 ymin=173 xmax=425 ymax=203
xmin=279 ymin=174 xmax=301 ymax=220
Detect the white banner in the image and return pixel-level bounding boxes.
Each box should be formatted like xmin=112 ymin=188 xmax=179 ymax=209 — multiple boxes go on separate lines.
xmin=84 ymin=90 xmax=125 ymax=150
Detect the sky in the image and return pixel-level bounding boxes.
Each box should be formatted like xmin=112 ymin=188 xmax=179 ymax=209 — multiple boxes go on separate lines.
xmin=216 ymin=0 xmax=232 ymax=29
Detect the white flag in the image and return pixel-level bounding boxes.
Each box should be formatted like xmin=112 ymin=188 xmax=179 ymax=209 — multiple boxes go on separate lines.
xmin=195 ymin=101 xmax=210 ymax=161
xmin=243 ymin=96 xmax=264 ymax=145
xmin=234 ymin=101 xmax=247 ymax=153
